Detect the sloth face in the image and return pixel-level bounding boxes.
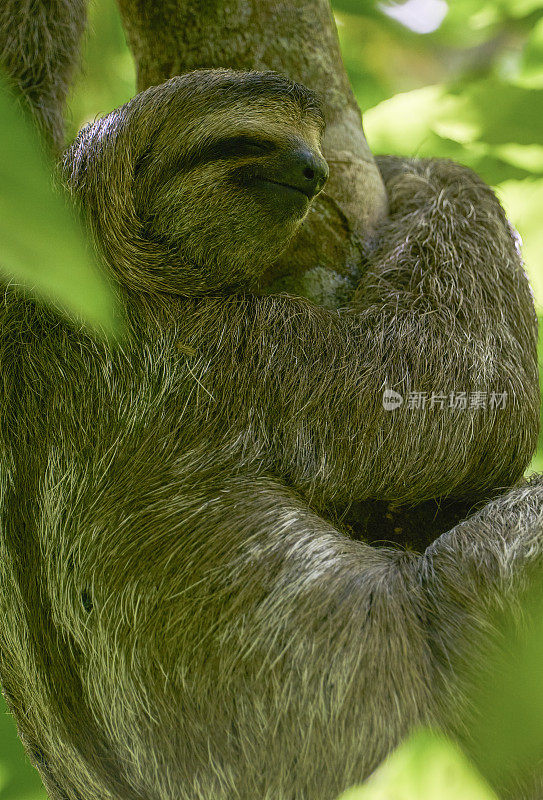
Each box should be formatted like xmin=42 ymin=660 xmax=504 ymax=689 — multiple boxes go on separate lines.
xmin=66 ymin=70 xmax=328 ymax=294
xmin=133 ymin=73 xmax=328 ymax=290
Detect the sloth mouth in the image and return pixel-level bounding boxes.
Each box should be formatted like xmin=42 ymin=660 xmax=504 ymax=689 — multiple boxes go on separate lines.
xmin=254 ymin=177 xmax=312 ymax=201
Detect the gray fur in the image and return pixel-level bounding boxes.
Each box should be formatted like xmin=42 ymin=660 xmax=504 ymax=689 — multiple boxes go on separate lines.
xmin=0 ymin=67 xmax=542 ymax=800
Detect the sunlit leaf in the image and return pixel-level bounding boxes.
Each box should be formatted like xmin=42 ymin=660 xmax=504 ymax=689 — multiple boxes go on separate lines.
xmin=497 ymin=178 xmax=543 ymax=308
xmin=336 ymin=730 xmax=498 ymax=800
xmin=467 ymin=577 xmax=543 ymax=793
xmin=498 ymin=0 xmax=543 ymax=16
xmin=365 ymin=85 xmax=451 ymax=151
xmin=494 ymin=143 xmax=543 ymax=172
xmin=445 ymin=80 xmax=543 ymax=146
xmin=518 ymin=17 xmax=543 ymax=87
xmin=0 ymin=75 xmax=122 ymax=340
xmin=0 ymin=695 xmax=48 ymax=799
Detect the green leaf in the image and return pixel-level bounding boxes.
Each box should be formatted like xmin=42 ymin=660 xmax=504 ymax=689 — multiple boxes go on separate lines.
xmin=498 ymin=0 xmax=543 ymax=17
xmin=447 ymin=80 xmax=543 ymax=146
xmin=67 ymin=0 xmax=135 ymax=141
xmin=0 ymin=694 xmax=48 ymax=799
xmin=498 ymin=177 xmax=543 ymax=309
xmin=467 ymin=579 xmax=543 ymax=793
xmin=336 ymin=730 xmax=499 ymax=800
xmin=0 ymin=74 xmax=122 ymax=340
xmin=518 ymin=17 xmax=543 ymax=87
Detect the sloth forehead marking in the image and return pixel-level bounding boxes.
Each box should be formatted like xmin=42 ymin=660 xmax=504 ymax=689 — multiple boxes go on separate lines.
xmin=171 ymin=69 xmax=326 ymax=125
xmin=179 ymin=102 xmax=324 ymax=154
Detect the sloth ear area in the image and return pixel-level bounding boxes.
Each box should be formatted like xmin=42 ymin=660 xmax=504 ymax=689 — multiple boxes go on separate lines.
xmin=63 ymin=119 xmax=176 ymax=291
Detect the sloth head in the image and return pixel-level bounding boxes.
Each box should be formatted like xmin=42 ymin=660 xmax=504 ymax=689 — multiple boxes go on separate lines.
xmin=63 ymin=69 xmax=327 ymax=295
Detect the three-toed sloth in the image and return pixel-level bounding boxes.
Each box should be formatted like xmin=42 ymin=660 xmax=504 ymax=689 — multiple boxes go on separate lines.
xmin=0 ymin=68 xmax=542 ymax=800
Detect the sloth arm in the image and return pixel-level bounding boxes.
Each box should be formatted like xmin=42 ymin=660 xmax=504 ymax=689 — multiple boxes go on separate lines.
xmin=21 ymin=154 xmax=543 ymax=794
xmin=172 ymin=156 xmax=538 ymax=509
xmin=65 ymin=435 xmax=543 ymax=796
xmin=6 ymin=162 xmax=542 ymax=797
xmin=68 ymin=153 xmax=541 ymax=789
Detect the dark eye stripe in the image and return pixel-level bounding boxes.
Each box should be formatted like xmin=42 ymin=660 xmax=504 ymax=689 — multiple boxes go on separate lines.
xmin=202 ymin=136 xmax=274 ymax=160
xmin=174 ymin=136 xmax=276 ymax=176
xmin=138 ymin=135 xmax=277 ymax=186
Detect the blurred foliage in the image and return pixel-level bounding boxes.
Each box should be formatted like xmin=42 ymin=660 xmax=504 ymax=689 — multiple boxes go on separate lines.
xmin=0 ymin=695 xmax=46 ymax=800
xmin=0 ymin=77 xmax=122 ymax=339
xmin=66 ymin=0 xmax=135 ymax=141
xmin=466 ymin=575 xmax=543 ymax=794
xmin=3 ymin=0 xmax=543 ymax=798
xmin=334 ymin=0 xmax=543 ymax=305
xmin=336 ymin=730 xmax=499 ymax=800
xmin=340 ymin=574 xmax=543 ymax=800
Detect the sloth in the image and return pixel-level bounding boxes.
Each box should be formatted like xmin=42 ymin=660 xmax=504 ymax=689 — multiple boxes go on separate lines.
xmin=0 ymin=68 xmax=542 ymax=800
xmin=67 ymin=70 xmax=329 ymax=295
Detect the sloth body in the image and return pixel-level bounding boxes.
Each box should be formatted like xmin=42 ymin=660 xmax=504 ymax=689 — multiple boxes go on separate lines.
xmin=0 ymin=69 xmax=542 ymax=800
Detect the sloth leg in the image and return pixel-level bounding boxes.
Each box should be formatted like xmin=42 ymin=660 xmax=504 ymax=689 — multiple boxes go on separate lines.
xmin=5 ymin=466 xmax=541 ymax=799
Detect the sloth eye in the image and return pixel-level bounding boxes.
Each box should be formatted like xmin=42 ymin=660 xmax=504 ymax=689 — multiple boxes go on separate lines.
xmin=233 ymin=137 xmax=271 ymax=156
xmin=210 ymin=136 xmax=274 ymax=159
xmin=159 ymin=136 xmax=275 ymax=180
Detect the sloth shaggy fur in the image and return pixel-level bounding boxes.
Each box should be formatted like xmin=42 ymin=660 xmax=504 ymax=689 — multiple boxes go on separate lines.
xmin=0 ymin=60 xmax=542 ymax=800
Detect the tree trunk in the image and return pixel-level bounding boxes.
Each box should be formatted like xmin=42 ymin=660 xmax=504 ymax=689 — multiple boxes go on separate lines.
xmin=115 ymin=0 xmax=388 ymax=306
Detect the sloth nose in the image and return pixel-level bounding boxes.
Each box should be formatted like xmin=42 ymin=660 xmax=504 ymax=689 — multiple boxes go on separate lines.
xmin=283 ymin=148 xmax=329 ymax=198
